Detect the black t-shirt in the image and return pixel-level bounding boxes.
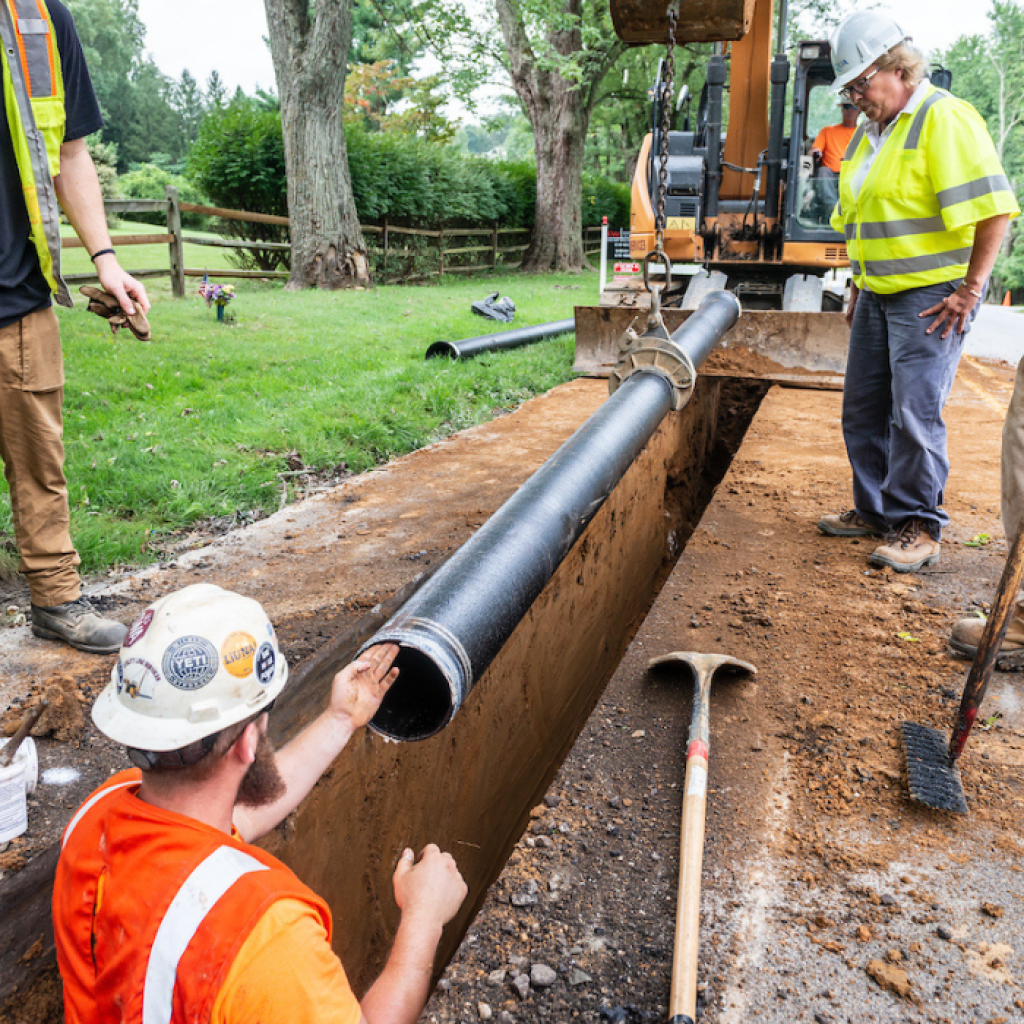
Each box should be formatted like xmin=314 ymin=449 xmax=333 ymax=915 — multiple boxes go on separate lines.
xmin=0 ymin=0 xmax=102 ymax=327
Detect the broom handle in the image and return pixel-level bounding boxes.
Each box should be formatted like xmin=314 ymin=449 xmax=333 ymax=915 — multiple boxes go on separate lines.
xmin=0 ymin=702 xmax=46 ymax=768
xmin=951 ymin=511 xmax=1024 ymax=759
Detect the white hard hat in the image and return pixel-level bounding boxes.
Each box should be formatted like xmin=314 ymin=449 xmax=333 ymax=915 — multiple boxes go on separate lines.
xmin=830 ymin=10 xmax=907 ymax=90
xmin=93 ymin=583 xmax=288 ymax=752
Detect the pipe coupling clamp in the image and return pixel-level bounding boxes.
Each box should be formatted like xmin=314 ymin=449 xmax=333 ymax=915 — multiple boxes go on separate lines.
xmin=609 ymin=321 xmax=697 ymax=411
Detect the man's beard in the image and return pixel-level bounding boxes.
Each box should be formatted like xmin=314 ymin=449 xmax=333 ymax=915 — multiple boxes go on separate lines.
xmin=236 ymin=729 xmax=286 ymax=808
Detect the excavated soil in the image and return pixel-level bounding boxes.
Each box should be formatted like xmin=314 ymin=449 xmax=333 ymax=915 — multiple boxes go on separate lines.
xmin=3 ymin=353 xmax=1024 ymax=1024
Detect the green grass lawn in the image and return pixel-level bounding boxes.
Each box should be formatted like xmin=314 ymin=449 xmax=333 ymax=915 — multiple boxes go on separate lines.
xmin=1 ymin=269 xmax=599 ymax=578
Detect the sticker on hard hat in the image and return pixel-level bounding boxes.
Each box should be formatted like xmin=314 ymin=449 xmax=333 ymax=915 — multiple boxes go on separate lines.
xmin=124 ymin=609 xmax=154 ymax=649
xmin=221 ymin=631 xmax=258 ymax=679
xmin=122 ymin=657 xmax=161 ymax=700
xmin=254 ymin=642 xmax=276 ymax=686
xmin=162 ymin=636 xmax=219 ymax=690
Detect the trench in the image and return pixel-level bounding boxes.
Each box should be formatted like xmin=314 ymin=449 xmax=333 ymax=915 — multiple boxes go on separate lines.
xmin=0 ymin=375 xmax=770 ymax=1021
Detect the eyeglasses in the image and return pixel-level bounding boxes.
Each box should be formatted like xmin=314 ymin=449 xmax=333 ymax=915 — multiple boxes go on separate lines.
xmin=839 ymin=66 xmax=880 ymax=101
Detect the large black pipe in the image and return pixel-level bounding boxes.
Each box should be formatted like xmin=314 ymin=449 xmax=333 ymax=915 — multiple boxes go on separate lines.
xmin=361 ymin=292 xmax=742 ymax=741
xmin=426 ymin=319 xmax=575 ymax=360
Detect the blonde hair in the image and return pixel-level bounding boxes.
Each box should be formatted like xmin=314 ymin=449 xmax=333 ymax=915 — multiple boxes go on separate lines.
xmin=876 ymin=41 xmax=928 ymax=88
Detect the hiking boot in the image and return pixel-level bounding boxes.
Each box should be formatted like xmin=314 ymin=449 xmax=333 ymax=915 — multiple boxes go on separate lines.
xmin=31 ymin=596 xmax=127 ymax=655
xmin=817 ymin=509 xmax=885 ymax=538
xmin=868 ymin=518 xmax=941 ymax=573
xmin=950 ymin=604 xmax=1024 ymax=659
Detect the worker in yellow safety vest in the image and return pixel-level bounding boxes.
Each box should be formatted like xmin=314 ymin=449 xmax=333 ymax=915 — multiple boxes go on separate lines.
xmin=1 ymin=0 xmax=150 ymax=652
xmin=817 ymin=9 xmax=1019 ymax=572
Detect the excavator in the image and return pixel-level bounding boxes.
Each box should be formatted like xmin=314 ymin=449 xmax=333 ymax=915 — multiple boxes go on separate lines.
xmin=613 ymin=0 xmax=850 ymax=313
xmin=575 ymin=0 xmax=861 ymax=381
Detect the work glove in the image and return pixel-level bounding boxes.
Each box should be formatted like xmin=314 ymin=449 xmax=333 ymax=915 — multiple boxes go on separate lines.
xmin=79 ymin=285 xmax=152 ymax=341
xmin=471 ymin=292 xmax=516 ymax=323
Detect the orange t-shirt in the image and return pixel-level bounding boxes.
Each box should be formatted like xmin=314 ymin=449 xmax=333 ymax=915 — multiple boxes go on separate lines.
xmin=812 ymin=123 xmax=857 ymax=173
xmin=212 ymin=898 xmax=363 ymax=1024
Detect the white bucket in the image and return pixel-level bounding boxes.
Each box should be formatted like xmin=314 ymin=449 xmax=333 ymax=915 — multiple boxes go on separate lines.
xmin=0 ymin=736 xmax=39 ymax=843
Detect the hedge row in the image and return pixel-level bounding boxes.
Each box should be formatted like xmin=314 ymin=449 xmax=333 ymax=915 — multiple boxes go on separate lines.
xmin=185 ymin=99 xmax=630 ymax=231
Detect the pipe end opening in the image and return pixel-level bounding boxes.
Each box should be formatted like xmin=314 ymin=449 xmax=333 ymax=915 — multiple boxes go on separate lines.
xmin=369 ymin=644 xmax=456 ymax=742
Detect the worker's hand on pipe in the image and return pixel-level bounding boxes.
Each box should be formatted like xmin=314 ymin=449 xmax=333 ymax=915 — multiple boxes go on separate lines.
xmin=329 ymin=643 xmax=400 ymax=729
xmin=920 ymin=285 xmax=976 ymax=340
xmin=393 ymin=844 xmax=468 ymax=928
xmin=95 ymin=256 xmax=151 ymax=317
xmin=845 ymin=281 xmax=859 ymax=327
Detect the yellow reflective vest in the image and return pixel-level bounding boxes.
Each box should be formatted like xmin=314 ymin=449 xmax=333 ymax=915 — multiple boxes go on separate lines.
xmin=831 ymin=86 xmax=1019 ymax=295
xmin=0 ymin=0 xmax=69 ymax=303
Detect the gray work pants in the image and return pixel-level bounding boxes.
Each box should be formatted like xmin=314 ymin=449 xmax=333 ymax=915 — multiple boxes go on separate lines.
xmin=842 ymin=282 xmax=975 ymax=540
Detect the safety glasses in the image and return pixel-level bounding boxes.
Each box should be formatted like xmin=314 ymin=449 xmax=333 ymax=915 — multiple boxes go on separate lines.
xmin=839 ymin=66 xmax=880 ymax=101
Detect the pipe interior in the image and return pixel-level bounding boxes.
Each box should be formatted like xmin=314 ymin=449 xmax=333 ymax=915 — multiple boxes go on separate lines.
xmin=370 ymin=644 xmax=457 ymax=741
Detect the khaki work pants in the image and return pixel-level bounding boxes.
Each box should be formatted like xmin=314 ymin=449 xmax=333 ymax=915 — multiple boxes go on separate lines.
xmin=0 ymin=306 xmax=81 ymax=606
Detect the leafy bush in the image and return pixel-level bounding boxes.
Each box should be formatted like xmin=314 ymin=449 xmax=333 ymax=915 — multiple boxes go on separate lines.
xmin=185 ymin=98 xmax=628 ymax=272
xmin=186 ymin=100 xmax=289 ymax=270
xmin=117 ymin=164 xmax=210 ymax=229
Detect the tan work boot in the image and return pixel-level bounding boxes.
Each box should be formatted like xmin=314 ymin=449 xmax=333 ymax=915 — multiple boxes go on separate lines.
xmin=31 ymin=596 xmax=127 ymax=655
xmin=817 ymin=509 xmax=885 ymax=538
xmin=950 ymin=603 xmax=1024 ymax=659
xmin=868 ymin=517 xmax=941 ymax=573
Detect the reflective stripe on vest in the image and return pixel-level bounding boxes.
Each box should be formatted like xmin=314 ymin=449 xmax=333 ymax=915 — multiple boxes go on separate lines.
xmin=143 ymin=847 xmax=269 ymax=1024
xmin=0 ymin=0 xmax=69 ymax=304
xmin=62 ymin=779 xmax=135 ymax=848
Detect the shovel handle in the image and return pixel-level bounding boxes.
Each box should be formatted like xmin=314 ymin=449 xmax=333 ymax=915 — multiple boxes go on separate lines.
xmin=0 ymin=701 xmax=47 ymax=768
xmin=951 ymin=512 xmax=1024 ymax=759
xmin=668 ymin=741 xmax=709 ymax=1023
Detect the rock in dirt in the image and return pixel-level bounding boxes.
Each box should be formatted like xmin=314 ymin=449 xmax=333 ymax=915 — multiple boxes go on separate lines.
xmin=936 ymin=924 xmax=953 ymax=940
xmin=487 ymin=969 xmax=507 ymax=985
xmin=530 ymin=963 xmax=557 ymax=988
xmin=496 ymin=1013 xmax=516 ymax=1024
xmin=512 ymin=974 xmax=530 ymax=1000
xmin=981 ymin=902 xmax=1004 ymax=919
xmin=866 ymin=959 xmax=914 ymax=1000
xmin=478 ymin=1003 xmax=492 ymax=1020
xmin=567 ymin=968 xmax=592 ymax=987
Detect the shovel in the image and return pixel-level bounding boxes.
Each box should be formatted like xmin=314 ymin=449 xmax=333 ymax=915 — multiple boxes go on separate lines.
xmin=902 ymin=511 xmax=1024 ymax=813
xmin=648 ymin=652 xmax=756 ymax=1024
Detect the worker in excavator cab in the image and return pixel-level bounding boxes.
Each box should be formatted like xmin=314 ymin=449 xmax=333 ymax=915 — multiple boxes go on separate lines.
xmin=804 ymin=101 xmax=860 ymax=225
xmin=817 ymin=9 xmax=1019 ymax=572
xmin=52 ymin=584 xmax=468 ymax=1024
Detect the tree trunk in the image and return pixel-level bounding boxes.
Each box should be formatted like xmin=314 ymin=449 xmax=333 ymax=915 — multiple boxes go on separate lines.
xmin=264 ymin=0 xmax=369 ymax=289
xmin=496 ymin=0 xmax=614 ymax=273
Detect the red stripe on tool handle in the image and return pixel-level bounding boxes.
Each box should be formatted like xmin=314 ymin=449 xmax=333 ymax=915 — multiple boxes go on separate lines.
xmin=950 ymin=705 xmax=979 ymax=760
xmin=686 ymin=740 xmax=709 ymax=762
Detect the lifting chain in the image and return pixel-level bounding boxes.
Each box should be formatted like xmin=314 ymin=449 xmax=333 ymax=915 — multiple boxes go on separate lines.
xmin=644 ymin=0 xmax=680 ymax=325
xmin=654 ymin=0 xmax=679 ymax=258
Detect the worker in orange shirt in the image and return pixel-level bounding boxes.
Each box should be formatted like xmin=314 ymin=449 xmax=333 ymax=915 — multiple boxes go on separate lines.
xmin=812 ymin=101 xmax=861 ymax=173
xmin=805 ymin=102 xmax=860 ymax=222
xmin=53 ymin=584 xmax=468 ymax=1024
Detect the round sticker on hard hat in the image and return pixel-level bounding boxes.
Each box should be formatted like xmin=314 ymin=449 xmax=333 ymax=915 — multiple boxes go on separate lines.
xmin=162 ymin=636 xmax=219 ymax=691
xmin=123 ymin=609 xmax=154 ymax=649
xmin=254 ymin=642 xmax=276 ymax=686
xmin=221 ymin=631 xmax=258 ymax=679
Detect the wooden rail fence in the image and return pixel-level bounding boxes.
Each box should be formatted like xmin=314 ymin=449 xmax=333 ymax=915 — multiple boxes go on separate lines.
xmin=61 ymin=186 xmax=604 ymax=295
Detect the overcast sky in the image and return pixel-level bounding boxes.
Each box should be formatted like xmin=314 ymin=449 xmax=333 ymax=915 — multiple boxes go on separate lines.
xmin=133 ymin=0 xmax=997 ymax=104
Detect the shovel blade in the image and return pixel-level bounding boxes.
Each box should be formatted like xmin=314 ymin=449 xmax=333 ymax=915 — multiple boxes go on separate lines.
xmin=900 ymin=721 xmax=968 ymax=814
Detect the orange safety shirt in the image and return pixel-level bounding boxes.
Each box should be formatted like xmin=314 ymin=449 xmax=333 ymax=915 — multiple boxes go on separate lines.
xmin=53 ymin=770 xmax=362 ymax=1024
xmin=813 ymin=123 xmax=858 ymax=174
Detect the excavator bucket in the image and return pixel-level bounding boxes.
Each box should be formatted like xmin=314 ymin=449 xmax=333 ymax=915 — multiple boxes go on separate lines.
xmin=610 ymin=0 xmax=756 ymax=45
xmin=573 ymin=305 xmax=849 ymax=389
